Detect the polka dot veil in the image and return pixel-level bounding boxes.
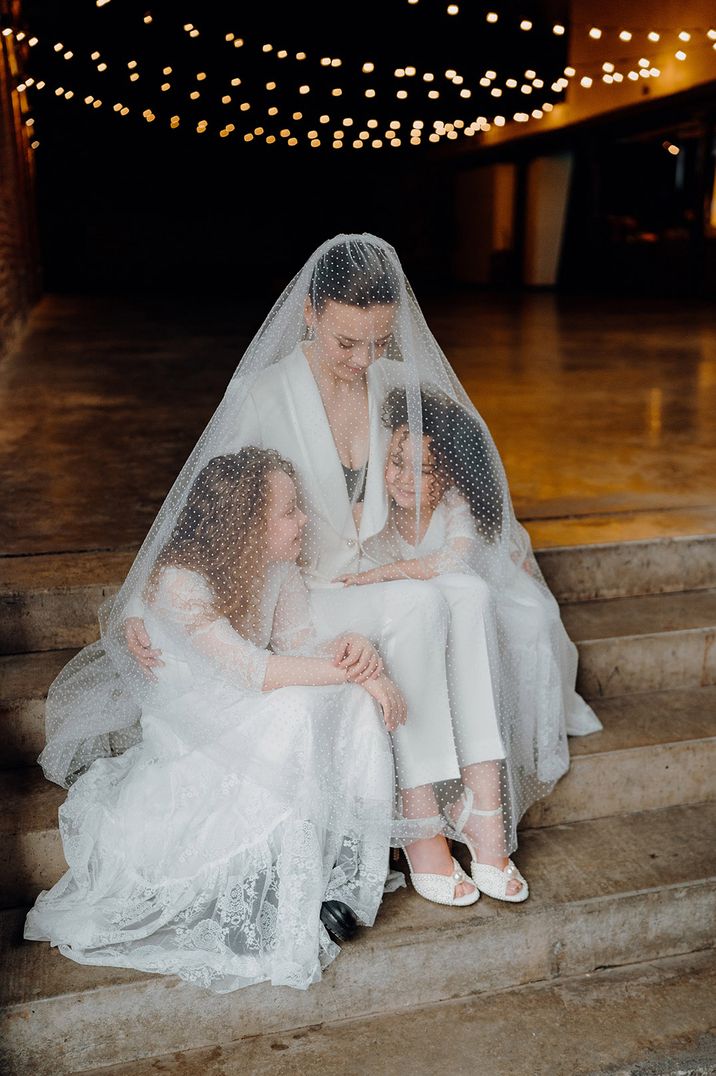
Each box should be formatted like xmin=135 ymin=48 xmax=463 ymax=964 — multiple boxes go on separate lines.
xmin=38 ymin=232 xmax=600 ymax=864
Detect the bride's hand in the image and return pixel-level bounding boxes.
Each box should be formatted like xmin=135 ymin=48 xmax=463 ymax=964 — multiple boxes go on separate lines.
xmin=124 ymin=617 xmax=164 ymax=682
xmin=333 ymin=633 xmax=383 ymax=682
xmin=361 ymin=673 xmax=407 ymax=733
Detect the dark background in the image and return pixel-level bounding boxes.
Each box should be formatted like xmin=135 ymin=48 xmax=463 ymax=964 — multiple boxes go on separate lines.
xmin=18 ymin=0 xmax=716 ymax=298
xmin=23 ymin=0 xmax=569 ymax=294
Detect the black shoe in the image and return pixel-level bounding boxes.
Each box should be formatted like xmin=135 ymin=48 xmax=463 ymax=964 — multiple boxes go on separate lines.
xmin=320 ymin=899 xmax=359 ymax=943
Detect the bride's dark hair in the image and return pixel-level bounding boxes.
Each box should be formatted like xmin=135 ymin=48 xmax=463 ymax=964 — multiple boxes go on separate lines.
xmin=381 ymin=385 xmax=504 ymax=541
xmin=144 ymin=448 xmax=296 ymax=636
xmin=308 ymin=239 xmax=401 ymax=315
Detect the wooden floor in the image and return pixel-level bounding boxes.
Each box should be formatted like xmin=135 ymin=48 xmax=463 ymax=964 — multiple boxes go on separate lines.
xmin=2 ymin=289 xmax=715 ymax=557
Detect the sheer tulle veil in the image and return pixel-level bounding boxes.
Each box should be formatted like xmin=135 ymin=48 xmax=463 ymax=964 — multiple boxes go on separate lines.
xmin=38 ymin=231 xmax=600 ymax=860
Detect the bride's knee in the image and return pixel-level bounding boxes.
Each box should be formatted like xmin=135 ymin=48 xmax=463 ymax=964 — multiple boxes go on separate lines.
xmin=385 ymin=579 xmax=450 ymax=629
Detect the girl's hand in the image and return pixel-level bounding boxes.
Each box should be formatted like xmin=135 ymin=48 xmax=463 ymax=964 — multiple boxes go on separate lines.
xmin=333 ymin=568 xmax=386 ymax=586
xmin=510 ymin=549 xmax=535 ymax=576
xmin=333 ymin=633 xmax=383 ymax=682
xmin=361 ymin=673 xmax=408 ymax=733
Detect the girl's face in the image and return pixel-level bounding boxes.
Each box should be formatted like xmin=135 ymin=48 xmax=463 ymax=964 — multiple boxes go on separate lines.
xmin=384 ymin=427 xmax=443 ymax=512
xmin=264 ymin=470 xmax=308 ymax=562
xmin=304 ymin=298 xmax=395 ymax=383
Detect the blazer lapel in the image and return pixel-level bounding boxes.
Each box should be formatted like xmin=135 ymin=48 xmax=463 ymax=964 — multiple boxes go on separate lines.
xmin=282 ymin=345 xmax=357 ymax=539
xmin=359 ymin=361 xmax=391 ymax=542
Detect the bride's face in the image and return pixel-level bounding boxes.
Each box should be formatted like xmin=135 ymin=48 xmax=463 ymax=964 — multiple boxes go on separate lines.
xmin=264 ymin=470 xmax=308 ymax=562
xmin=385 ymin=427 xmax=441 ymax=512
xmin=304 ymin=298 xmax=395 ymax=382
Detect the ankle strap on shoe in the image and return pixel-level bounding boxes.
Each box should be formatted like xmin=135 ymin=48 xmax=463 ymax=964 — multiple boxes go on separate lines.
xmin=455 ymin=786 xmax=504 ymax=832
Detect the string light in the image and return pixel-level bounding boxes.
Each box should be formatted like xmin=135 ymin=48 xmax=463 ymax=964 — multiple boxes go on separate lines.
xmin=6 ymin=13 xmax=716 ymax=151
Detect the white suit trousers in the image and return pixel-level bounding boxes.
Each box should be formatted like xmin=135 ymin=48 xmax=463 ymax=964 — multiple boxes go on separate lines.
xmin=309 ymin=574 xmax=506 ymax=792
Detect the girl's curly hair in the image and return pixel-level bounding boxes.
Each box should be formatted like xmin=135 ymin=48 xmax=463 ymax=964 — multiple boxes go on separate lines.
xmin=381 ymin=385 xmax=503 ymax=542
xmin=144 ymin=447 xmax=296 ymax=637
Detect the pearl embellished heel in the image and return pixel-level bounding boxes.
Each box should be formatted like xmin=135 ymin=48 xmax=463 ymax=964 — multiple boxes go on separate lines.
xmin=402 ymin=845 xmax=480 ymax=907
xmin=443 ymin=787 xmax=529 ymax=903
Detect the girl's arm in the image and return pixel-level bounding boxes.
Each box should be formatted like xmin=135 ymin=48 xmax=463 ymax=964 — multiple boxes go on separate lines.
xmin=338 ymin=492 xmax=480 ymax=585
xmin=269 ymin=564 xmax=382 ymax=681
xmin=262 ymin=654 xmax=350 ymax=690
xmin=151 ymin=566 xmax=379 ymax=693
xmin=336 ymin=555 xmax=444 ymax=585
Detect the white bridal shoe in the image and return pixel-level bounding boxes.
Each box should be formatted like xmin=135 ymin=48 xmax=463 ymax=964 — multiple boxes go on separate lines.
xmin=444 ymin=787 xmax=529 ymax=903
xmin=402 ymin=844 xmax=480 ymax=907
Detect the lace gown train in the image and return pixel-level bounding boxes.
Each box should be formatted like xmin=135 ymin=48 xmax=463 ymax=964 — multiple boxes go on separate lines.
xmin=24 ymin=563 xmax=400 ymax=993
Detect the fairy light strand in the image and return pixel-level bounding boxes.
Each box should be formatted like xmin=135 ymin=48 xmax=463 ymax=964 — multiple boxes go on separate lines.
xmin=4 ymin=12 xmax=716 ymax=149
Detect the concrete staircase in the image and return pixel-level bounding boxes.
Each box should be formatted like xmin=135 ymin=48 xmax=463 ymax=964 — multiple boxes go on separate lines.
xmin=1 ymin=535 xmax=715 ymax=1075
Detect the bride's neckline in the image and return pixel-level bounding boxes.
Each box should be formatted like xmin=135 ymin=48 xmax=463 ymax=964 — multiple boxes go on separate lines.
xmin=298 ymin=341 xmax=370 ymax=472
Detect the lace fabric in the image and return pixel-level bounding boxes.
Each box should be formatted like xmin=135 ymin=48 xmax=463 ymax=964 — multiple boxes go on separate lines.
xmin=26 ymin=561 xmax=399 ymax=991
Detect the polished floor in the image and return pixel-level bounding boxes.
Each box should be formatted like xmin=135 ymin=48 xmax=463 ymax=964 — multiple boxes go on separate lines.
xmin=1 ymin=290 xmax=715 ymax=557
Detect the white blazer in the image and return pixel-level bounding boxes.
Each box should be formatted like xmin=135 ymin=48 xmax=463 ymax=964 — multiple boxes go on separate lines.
xmin=223 ymin=342 xmax=400 ymax=584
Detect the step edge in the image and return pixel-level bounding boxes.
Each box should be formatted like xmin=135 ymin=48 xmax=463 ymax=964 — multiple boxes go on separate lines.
xmin=2 ymin=876 xmax=714 ymax=1017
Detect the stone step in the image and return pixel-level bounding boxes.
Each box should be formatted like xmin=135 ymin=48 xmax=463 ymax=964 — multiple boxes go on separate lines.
xmin=0 ymin=550 xmax=134 ymax=655
xmin=2 ymin=536 xmax=715 ymax=655
xmin=524 ymin=504 xmax=716 ymax=551
xmin=1 ymin=801 xmax=714 ymax=1075
xmin=1 ymin=687 xmax=714 ymax=908
xmin=536 ymin=531 xmax=716 ymax=603
xmin=3 ymin=580 xmax=716 ymax=773
xmin=77 ymin=949 xmax=716 ymax=1076
xmin=522 ymin=685 xmax=716 ymax=827
xmin=0 ymin=650 xmax=75 ymax=768
xmin=564 ymin=588 xmax=716 ymax=697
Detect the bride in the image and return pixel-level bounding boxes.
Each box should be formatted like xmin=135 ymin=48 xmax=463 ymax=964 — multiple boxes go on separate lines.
xmin=119 ymin=233 xmax=602 ymax=911
xmin=25 ymin=447 xmax=408 ymax=991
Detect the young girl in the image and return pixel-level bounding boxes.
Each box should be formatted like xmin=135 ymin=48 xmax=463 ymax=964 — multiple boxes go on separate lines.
xmin=337 ymin=387 xmax=603 ymax=901
xmin=25 ymin=448 xmax=407 ymax=993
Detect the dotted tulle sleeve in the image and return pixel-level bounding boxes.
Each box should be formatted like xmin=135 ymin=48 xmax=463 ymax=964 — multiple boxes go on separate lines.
xmin=269 ymin=563 xmax=337 ymax=658
xmin=149 ymin=566 xmax=270 ymax=692
xmin=430 ymin=487 xmax=483 ymax=575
